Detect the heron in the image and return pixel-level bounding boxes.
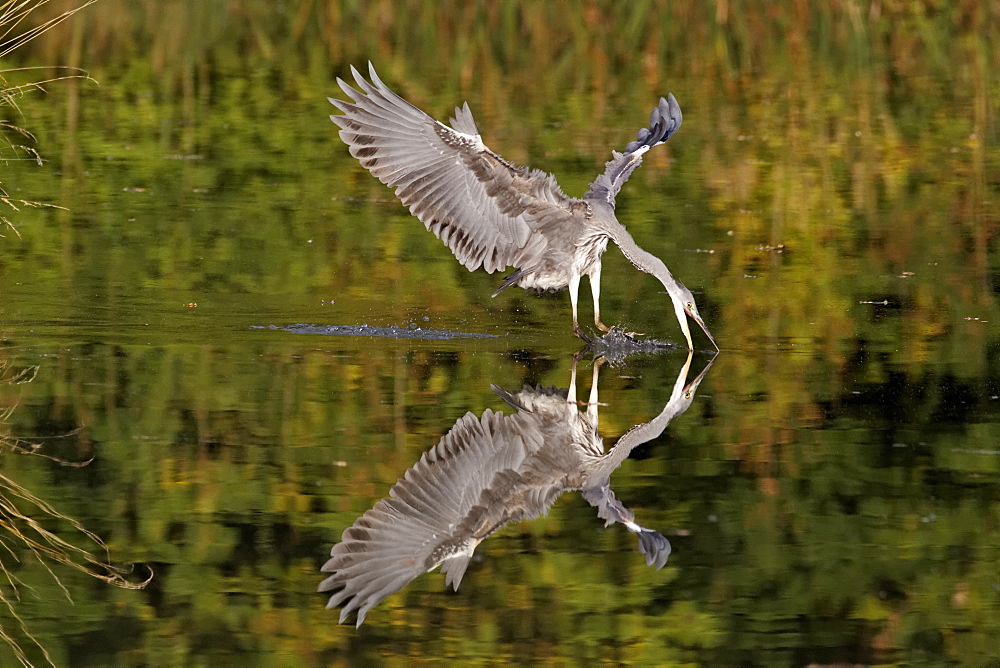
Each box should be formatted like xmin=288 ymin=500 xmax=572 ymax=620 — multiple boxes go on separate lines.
xmin=328 ymin=63 xmax=718 ymax=350
xmin=318 ymin=351 xmax=714 ymax=626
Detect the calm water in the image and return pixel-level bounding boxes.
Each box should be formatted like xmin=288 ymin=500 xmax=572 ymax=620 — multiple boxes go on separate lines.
xmin=1 ymin=2 xmax=998 ymax=665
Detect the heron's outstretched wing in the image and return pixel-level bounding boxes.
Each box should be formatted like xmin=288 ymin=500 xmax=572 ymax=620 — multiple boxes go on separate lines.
xmin=584 ymin=94 xmax=683 ymax=207
xmin=580 ymin=483 xmax=672 ymax=570
xmin=330 ymin=63 xmax=585 ymax=273
xmin=319 ymin=408 xmax=547 ymax=626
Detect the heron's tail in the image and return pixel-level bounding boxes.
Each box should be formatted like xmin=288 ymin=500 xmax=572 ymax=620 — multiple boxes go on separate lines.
xmin=490 ymin=384 xmax=522 ymax=411
xmin=491 ymin=268 xmax=525 ymax=297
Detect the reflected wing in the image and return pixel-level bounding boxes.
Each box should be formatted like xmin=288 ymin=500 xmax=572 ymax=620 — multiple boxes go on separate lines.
xmin=329 ymin=63 xmax=585 ymax=273
xmin=319 ymin=408 xmax=547 ymax=626
xmin=584 ymin=94 xmax=682 ymax=207
xmin=580 ymin=483 xmax=672 ymax=570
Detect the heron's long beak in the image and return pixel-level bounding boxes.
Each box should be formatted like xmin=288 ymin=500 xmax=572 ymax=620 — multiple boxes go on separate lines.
xmin=686 ymin=309 xmax=719 ymax=351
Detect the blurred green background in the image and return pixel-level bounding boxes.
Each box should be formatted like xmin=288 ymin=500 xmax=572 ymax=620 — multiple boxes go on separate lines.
xmin=0 ymin=1 xmax=998 ymax=665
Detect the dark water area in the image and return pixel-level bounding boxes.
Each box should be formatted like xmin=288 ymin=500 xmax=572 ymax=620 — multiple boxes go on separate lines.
xmin=0 ymin=1 xmax=998 ymax=665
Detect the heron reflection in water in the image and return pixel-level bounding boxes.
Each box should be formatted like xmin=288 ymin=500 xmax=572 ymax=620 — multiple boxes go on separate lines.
xmin=319 ymin=352 xmax=713 ymax=626
xmin=329 ymin=64 xmax=718 ymax=350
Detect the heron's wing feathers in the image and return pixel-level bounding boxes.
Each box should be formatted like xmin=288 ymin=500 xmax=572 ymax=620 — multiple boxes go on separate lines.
xmin=329 ymin=63 xmax=583 ymax=273
xmin=580 ymin=483 xmax=671 ymax=570
xmin=449 ymin=101 xmax=478 ymax=135
xmin=585 ymin=94 xmax=683 ymax=207
xmin=319 ymin=408 xmax=548 ymax=625
xmin=318 ymin=500 xmax=440 ymax=627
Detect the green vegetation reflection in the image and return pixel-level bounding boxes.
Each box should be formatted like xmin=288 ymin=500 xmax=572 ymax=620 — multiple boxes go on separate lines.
xmin=0 ymin=1 xmax=996 ymax=666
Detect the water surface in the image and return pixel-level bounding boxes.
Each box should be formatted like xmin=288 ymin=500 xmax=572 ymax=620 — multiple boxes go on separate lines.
xmin=0 ymin=2 xmax=998 ymax=665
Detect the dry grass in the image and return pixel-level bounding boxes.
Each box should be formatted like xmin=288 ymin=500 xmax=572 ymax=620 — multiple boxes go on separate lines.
xmin=0 ymin=360 xmax=151 ymax=667
xmin=1 ymin=0 xmax=99 ymax=237
xmin=2 ymin=5 xmax=137 ymax=661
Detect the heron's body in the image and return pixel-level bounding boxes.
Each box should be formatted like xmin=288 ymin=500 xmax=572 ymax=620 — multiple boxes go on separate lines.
xmin=329 ymin=64 xmax=717 ymax=350
xmin=504 ymin=221 xmax=609 ymax=294
xmin=318 ymin=353 xmax=713 ymax=626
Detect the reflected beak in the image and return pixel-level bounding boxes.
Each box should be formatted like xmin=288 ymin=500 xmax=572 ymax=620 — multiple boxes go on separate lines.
xmin=686 ymin=309 xmax=719 ymax=351
xmin=684 ymin=354 xmax=716 ymax=392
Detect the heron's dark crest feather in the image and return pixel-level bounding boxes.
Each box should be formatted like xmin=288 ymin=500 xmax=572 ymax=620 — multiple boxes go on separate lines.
xmin=585 ymin=93 xmax=683 ymax=207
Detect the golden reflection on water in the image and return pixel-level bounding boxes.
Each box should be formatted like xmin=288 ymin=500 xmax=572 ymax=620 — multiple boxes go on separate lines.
xmin=0 ymin=1 xmax=997 ymax=665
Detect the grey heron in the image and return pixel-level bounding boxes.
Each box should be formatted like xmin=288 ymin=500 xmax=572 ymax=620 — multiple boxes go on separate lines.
xmin=328 ymin=63 xmax=718 ymax=350
xmin=318 ymin=352 xmax=713 ymax=626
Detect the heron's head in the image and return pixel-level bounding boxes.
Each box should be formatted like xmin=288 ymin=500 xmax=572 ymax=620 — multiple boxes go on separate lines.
xmin=666 ymin=283 xmax=718 ymax=351
xmin=614 ymin=233 xmax=718 ymax=350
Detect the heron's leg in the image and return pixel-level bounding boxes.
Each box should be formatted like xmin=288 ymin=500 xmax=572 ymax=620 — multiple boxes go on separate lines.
xmin=570 ymin=274 xmax=590 ymax=341
xmin=590 ymin=262 xmax=610 ymax=332
xmin=567 ymin=353 xmax=579 ymax=406
xmin=585 ymin=357 xmax=605 ymax=422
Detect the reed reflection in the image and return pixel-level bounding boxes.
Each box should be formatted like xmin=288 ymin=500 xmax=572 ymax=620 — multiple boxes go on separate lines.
xmin=319 ymin=351 xmax=713 ymax=626
xmin=0 ymin=360 xmax=150 ymax=665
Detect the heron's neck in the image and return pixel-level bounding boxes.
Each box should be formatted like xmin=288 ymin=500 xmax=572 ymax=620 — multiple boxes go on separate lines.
xmin=612 ymin=228 xmax=676 ymax=290
xmin=611 ymin=226 xmax=694 ymax=347
xmin=591 ymin=353 xmax=696 ymax=476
